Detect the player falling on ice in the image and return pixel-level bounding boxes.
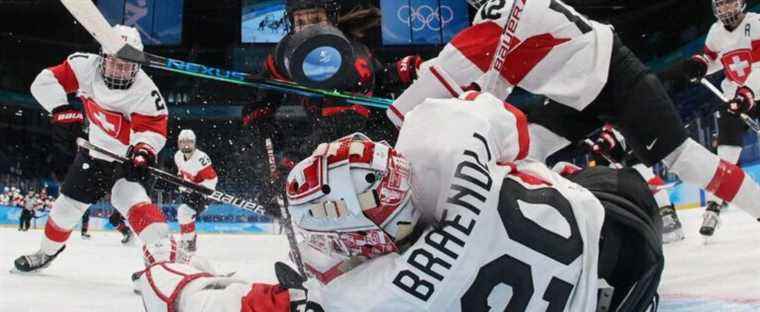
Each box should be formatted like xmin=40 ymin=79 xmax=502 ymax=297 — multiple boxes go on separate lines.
xmin=14 ymin=25 xmax=176 ymax=272
xmin=174 ymin=129 xmax=218 ymax=257
xmin=132 ymin=91 xmax=663 ymax=311
xmin=587 ymin=124 xmax=686 ymax=243
xmin=389 ymin=0 xmax=760 ymax=224
xmin=660 ymin=0 xmax=760 ymax=239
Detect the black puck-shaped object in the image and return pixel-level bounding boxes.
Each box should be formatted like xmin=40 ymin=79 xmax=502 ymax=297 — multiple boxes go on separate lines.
xmin=281 ymin=24 xmax=355 ymax=90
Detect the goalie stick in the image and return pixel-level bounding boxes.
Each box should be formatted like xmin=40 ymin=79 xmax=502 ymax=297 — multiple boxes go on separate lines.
xmin=700 ymin=78 xmax=760 ymax=134
xmin=59 ymin=0 xmax=392 ymax=109
xmin=75 ymin=138 xmax=270 ymax=217
xmin=265 ymin=138 xmax=307 ymax=277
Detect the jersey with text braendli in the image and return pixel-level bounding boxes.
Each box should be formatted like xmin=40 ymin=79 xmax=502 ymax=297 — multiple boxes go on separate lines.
xmin=388 ymin=0 xmax=614 ymax=127
xmin=29 ymin=52 xmax=168 ymax=160
xmin=174 ymin=150 xmax=218 ymax=190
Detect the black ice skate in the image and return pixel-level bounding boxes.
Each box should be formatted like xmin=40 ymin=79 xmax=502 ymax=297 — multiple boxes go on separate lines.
xmin=12 ymin=245 xmax=66 ymax=273
xmin=81 ymin=233 xmax=91 ymax=239
xmin=659 ymin=205 xmax=685 ymax=244
xmin=699 ymin=201 xmax=724 ymax=240
xmin=120 ymin=228 xmax=133 ymax=245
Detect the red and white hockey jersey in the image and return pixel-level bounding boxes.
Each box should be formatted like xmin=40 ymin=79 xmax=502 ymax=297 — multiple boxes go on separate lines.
xmin=30 ymin=52 xmax=168 ymax=160
xmin=174 ymin=150 xmax=218 ymax=190
xmin=388 ymin=0 xmax=614 ymax=127
xmin=697 ymin=12 xmax=760 ymax=98
xmin=138 ymin=92 xmax=605 ymax=312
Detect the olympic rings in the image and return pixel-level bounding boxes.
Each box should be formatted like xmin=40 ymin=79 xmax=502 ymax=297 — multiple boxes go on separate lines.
xmin=396 ymin=4 xmax=454 ymax=32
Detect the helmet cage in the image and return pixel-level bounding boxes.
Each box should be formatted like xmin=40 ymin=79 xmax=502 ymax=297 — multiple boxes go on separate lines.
xmin=713 ymin=0 xmax=746 ymax=28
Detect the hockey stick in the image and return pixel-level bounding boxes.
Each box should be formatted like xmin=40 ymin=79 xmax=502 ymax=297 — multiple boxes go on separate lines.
xmin=700 ymin=78 xmax=760 ymax=133
xmin=75 ymin=138 xmax=269 ymax=217
xmin=59 ymin=0 xmax=392 ymax=109
xmin=264 ymin=138 xmax=306 ymax=277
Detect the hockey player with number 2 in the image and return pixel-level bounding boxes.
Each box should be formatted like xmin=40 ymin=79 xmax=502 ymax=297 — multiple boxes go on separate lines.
xmin=13 ymin=25 xmax=178 ymax=272
xmin=133 ymin=90 xmax=663 ymax=311
xmin=389 ymin=0 xmax=760 ymax=222
xmin=174 ymin=129 xmax=218 ymax=257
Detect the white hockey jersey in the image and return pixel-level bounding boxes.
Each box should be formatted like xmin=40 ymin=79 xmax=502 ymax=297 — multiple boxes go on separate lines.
xmin=140 ymin=92 xmax=605 ymax=312
xmin=699 ymin=12 xmax=760 ymax=98
xmin=174 ymin=150 xmax=218 ymax=190
xmin=30 ymin=53 xmax=168 ymax=161
xmin=388 ymin=0 xmax=614 ymax=127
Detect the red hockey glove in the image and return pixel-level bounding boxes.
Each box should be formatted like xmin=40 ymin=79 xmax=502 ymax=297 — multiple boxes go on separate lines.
xmin=728 ymin=86 xmax=756 ymax=115
xmin=396 ymin=55 xmax=422 ymax=85
xmin=590 ymin=130 xmax=617 ymax=155
xmin=123 ymin=143 xmax=156 ymax=182
xmin=51 ymin=105 xmax=84 ymax=125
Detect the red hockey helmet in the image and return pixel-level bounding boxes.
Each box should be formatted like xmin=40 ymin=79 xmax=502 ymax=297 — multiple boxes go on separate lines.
xmin=285 ymin=133 xmax=418 ymax=284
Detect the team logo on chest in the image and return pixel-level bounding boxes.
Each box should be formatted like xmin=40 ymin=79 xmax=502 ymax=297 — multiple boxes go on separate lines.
xmin=722 ymin=49 xmax=753 ymax=85
xmin=82 ymin=97 xmax=130 ymax=144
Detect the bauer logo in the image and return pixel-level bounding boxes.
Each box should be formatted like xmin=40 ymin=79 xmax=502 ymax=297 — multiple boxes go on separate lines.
xmin=165 ymin=59 xmax=247 ymax=82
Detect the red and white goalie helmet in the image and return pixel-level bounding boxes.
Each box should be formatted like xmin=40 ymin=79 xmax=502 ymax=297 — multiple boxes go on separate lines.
xmin=713 ymin=0 xmax=746 ymax=28
xmin=99 ymin=25 xmax=144 ymax=90
xmin=286 ymin=133 xmax=419 ymax=284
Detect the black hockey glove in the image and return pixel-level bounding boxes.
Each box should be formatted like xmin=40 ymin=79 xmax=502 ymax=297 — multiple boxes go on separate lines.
xmin=727 ymin=86 xmax=756 ymax=115
xmin=50 ymin=105 xmax=85 ymax=180
xmin=658 ymin=56 xmax=708 ymax=89
xmin=122 ymin=143 xmax=156 ymax=182
xmin=590 ymin=130 xmax=617 ymax=155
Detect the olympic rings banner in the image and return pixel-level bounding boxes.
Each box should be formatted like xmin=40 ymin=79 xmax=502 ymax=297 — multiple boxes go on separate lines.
xmin=381 ymin=0 xmax=469 ymax=45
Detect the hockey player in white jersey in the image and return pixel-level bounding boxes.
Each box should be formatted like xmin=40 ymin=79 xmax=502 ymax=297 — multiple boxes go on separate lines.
xmin=388 ymin=0 xmax=760 ymax=223
xmin=133 ymin=91 xmax=663 ymax=312
xmin=174 ymin=129 xmax=218 ymax=256
xmin=14 ymin=25 xmax=177 ymax=272
xmin=659 ymin=0 xmax=760 ymax=238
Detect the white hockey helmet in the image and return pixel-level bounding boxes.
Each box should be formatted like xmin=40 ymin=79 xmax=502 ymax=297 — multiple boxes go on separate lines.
xmin=713 ymin=0 xmax=746 ymax=29
xmin=286 ymin=133 xmax=419 ymax=284
xmin=99 ymin=25 xmax=143 ymax=90
xmin=178 ymin=129 xmax=196 ymax=154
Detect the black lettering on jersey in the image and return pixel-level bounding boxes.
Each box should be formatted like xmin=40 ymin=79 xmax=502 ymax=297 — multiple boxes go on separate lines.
xmin=291 ymin=300 xmax=325 ymax=312
xmin=68 ymin=53 xmax=89 ymax=61
xmin=394 ymin=133 xmax=494 ymax=302
xmin=480 ymin=0 xmax=507 ymax=20
xmin=199 ymin=156 xmax=210 ymax=166
xmin=549 ymin=0 xmax=592 ymax=34
xmin=151 ymin=90 xmax=165 ymax=111
xmin=393 ymin=270 xmax=435 ymax=301
xmin=746 ymin=23 xmax=751 ymax=37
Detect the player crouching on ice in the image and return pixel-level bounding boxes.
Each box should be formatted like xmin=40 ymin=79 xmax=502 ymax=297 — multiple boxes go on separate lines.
xmin=134 ymin=91 xmax=663 ymax=311
xmin=14 ymin=25 xmax=178 ymax=272
xmin=174 ymin=129 xmax=218 ymax=257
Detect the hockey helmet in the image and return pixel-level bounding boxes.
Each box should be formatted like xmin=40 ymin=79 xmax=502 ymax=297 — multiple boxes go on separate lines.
xmin=713 ymin=0 xmax=746 ymax=29
xmin=99 ymin=25 xmax=143 ymax=90
xmin=285 ymin=133 xmax=419 ymax=284
xmin=286 ymin=0 xmax=340 ymax=32
xmin=178 ymin=129 xmax=196 ymax=154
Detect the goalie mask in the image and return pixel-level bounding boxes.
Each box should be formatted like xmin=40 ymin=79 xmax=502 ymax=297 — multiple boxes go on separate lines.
xmin=99 ymin=25 xmax=143 ymax=90
xmin=178 ymin=129 xmax=196 ymax=155
xmin=286 ymin=133 xmax=419 ymax=284
xmin=713 ymin=0 xmax=746 ymax=29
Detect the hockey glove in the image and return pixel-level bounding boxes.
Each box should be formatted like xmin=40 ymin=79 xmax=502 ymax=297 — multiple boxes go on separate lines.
xmin=396 ymin=55 xmax=423 ymax=85
xmin=123 ymin=143 xmax=156 ymax=182
xmin=50 ymin=105 xmax=85 ymax=180
xmin=727 ymin=86 xmax=756 ymax=115
xmin=658 ymin=56 xmax=708 ymax=89
xmin=590 ymin=130 xmax=617 ymax=155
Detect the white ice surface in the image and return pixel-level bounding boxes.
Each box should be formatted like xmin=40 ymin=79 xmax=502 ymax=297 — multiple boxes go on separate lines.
xmin=0 ymin=208 xmax=758 ymax=311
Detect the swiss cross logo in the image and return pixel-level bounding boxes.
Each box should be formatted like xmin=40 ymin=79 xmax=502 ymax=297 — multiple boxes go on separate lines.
xmin=82 ymin=97 xmax=130 ymax=144
xmin=722 ymin=49 xmax=753 ymax=85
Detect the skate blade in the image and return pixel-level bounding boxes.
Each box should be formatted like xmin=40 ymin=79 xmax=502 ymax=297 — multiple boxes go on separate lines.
xmin=9 ymin=267 xmax=46 ymax=275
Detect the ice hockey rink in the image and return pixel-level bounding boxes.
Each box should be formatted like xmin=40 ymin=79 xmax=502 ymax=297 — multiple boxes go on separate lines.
xmin=0 ymin=208 xmax=758 ymax=311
